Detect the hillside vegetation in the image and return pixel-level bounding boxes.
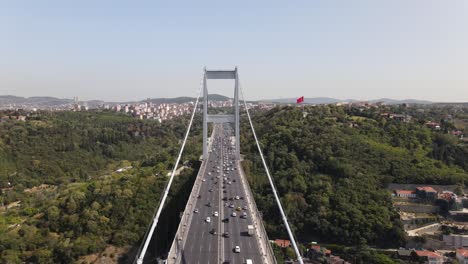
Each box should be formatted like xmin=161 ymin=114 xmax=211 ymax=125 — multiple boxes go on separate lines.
xmin=0 ymin=111 xmax=201 ymax=263
xmin=241 ymin=105 xmax=467 ymax=251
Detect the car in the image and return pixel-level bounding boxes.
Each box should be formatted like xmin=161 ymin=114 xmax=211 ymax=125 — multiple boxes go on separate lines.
xmin=197 ymin=195 xmax=201 ymax=199
xmin=202 ymin=179 xmax=206 ymax=182
xmin=209 ymin=189 xmax=213 ymax=192
xmin=194 ymin=209 xmax=199 ymax=213
xmin=222 ymin=197 xmax=227 ymax=201
xmin=229 ymin=204 xmax=234 ymax=208
xmin=206 ymin=217 xmax=211 ymax=223
xmin=243 ymin=206 xmax=248 ymax=210
xmin=213 ymin=211 xmax=219 ymax=217
xmin=223 ymin=190 xmax=227 ymax=193
xmin=210 ymin=228 xmax=217 ymax=235
xmin=233 ymin=179 xmax=236 ymax=182
xmin=207 ymin=202 xmax=211 ymax=207
xmin=236 ymin=207 xmax=242 ymax=211
xmin=234 ymin=246 xmax=240 ymax=253
xmin=235 ymin=196 xmax=240 ymax=200
xmin=223 ymin=232 xmax=230 ymax=238
xmin=228 ymin=181 xmax=232 ymax=185
xmin=231 ymin=212 xmax=237 ymax=217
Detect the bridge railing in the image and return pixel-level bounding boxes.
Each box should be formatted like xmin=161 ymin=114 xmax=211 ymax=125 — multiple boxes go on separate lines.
xmin=167 ymin=129 xmax=215 ymax=264
xmin=238 ymin=160 xmax=277 ymax=264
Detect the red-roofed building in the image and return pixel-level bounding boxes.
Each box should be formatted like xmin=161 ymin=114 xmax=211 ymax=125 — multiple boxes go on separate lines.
xmin=426 ymin=121 xmax=441 ymax=130
xmin=457 ymin=248 xmax=468 ymax=264
xmin=412 ymin=250 xmax=443 ymax=264
xmin=395 ymin=189 xmax=417 ymax=198
xmin=274 ymin=239 xmax=291 ymax=248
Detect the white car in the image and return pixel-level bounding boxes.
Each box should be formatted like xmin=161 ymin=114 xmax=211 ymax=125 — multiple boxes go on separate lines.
xmin=213 ymin=211 xmax=219 ymax=217
xmin=231 ymin=212 xmax=237 ymax=217
xmin=194 ymin=209 xmax=199 ymax=213
xmin=234 ymin=246 xmax=240 ymax=253
xmin=235 ymin=195 xmax=240 ymax=200
xmin=206 ymin=217 xmax=211 ymax=223
xmin=229 ymin=204 xmax=235 ymax=208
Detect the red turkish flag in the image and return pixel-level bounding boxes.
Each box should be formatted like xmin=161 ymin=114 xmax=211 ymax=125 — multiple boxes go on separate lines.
xmin=296 ymin=96 xmax=304 ymax=104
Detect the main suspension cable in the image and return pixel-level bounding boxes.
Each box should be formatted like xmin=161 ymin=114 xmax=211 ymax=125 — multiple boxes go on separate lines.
xmin=239 ymin=82 xmax=304 ymax=264
xmin=136 ymin=74 xmax=203 ymax=264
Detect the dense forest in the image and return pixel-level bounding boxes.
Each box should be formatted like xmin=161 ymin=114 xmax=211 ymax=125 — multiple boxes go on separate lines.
xmin=0 ymin=104 xmax=466 ymax=263
xmin=240 ymin=104 xmax=467 ymax=262
xmin=0 ymin=111 xmax=201 ymax=263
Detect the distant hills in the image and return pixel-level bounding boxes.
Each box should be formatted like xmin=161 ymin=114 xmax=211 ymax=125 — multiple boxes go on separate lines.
xmin=0 ymin=94 xmax=231 ymax=109
xmin=261 ymin=97 xmax=435 ymax=105
xmin=0 ymin=94 xmax=459 ymax=109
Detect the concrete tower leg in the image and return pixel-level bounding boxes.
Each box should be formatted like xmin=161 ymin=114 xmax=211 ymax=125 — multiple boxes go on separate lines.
xmin=234 ymin=67 xmax=240 ymax=160
xmin=202 ymin=70 xmax=208 ymax=160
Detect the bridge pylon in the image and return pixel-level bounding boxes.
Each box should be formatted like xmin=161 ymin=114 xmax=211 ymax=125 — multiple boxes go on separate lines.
xmin=202 ymin=67 xmax=240 ymax=160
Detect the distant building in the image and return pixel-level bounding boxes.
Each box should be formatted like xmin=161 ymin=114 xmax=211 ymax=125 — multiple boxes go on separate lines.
xmin=397 ymin=249 xmax=413 ymax=261
xmin=274 ymin=239 xmax=291 ymax=248
xmin=425 ymin=121 xmax=441 ymax=130
xmin=395 ymin=189 xmax=417 ymax=198
xmin=444 ymin=234 xmax=468 ymax=248
xmin=449 ymin=209 xmax=468 ymax=222
xmin=389 ymin=113 xmax=412 ymax=123
xmin=412 ymin=250 xmax=443 ymax=264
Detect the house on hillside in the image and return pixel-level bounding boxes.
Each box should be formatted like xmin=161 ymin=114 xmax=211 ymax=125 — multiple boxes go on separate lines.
xmin=426 ymin=121 xmax=441 ymax=130
xmin=395 ymin=189 xmax=417 ymax=198
xmin=274 ymin=239 xmax=291 ymax=248
xmin=412 ymin=250 xmax=443 ymax=264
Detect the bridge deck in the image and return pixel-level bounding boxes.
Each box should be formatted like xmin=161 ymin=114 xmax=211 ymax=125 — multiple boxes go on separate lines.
xmin=168 ymin=124 xmax=274 ymax=264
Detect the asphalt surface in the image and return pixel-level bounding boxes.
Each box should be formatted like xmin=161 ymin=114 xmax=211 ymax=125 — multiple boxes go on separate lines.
xmin=181 ymin=124 xmax=263 ymax=264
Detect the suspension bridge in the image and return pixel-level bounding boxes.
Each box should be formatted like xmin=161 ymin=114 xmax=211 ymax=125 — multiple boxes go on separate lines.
xmin=135 ymin=68 xmax=303 ymax=264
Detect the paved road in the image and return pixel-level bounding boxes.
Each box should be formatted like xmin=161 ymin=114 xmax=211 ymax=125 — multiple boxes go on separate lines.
xmin=181 ymin=124 xmax=263 ymax=264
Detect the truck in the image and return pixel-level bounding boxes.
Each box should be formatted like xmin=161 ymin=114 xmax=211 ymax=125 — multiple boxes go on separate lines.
xmin=247 ymin=225 xmax=254 ymax=236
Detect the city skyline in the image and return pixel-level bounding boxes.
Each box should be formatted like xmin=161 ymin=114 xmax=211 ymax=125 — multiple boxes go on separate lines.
xmin=1 ymin=1 xmax=467 ymax=102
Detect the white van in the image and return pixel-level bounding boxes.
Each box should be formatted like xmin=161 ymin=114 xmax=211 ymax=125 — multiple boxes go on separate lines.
xmin=245 ymin=259 xmax=253 ymax=264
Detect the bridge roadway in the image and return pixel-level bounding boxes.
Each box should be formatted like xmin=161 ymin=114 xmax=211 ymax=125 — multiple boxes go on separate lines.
xmin=174 ymin=124 xmax=263 ymax=264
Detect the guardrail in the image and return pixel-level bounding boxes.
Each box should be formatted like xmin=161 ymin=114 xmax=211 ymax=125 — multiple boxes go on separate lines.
xmin=167 ymin=160 xmax=208 ymax=264
xmin=167 ymin=129 xmax=216 ymax=264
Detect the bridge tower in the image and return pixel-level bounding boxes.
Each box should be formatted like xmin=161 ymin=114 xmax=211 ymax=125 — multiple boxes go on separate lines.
xmin=202 ymin=67 xmax=240 ymax=160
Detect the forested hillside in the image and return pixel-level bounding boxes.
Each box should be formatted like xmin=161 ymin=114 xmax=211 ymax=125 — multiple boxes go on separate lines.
xmin=240 ymin=105 xmax=467 ymax=254
xmin=0 ymin=105 xmax=466 ymax=263
xmin=0 ymin=111 xmax=201 ymax=263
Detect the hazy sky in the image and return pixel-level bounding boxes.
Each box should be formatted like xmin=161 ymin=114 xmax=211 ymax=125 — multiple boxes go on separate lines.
xmin=1 ymin=1 xmax=467 ymax=102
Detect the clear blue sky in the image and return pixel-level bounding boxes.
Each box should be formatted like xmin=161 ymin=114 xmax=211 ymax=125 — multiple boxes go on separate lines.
xmin=1 ymin=0 xmax=467 ymax=102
